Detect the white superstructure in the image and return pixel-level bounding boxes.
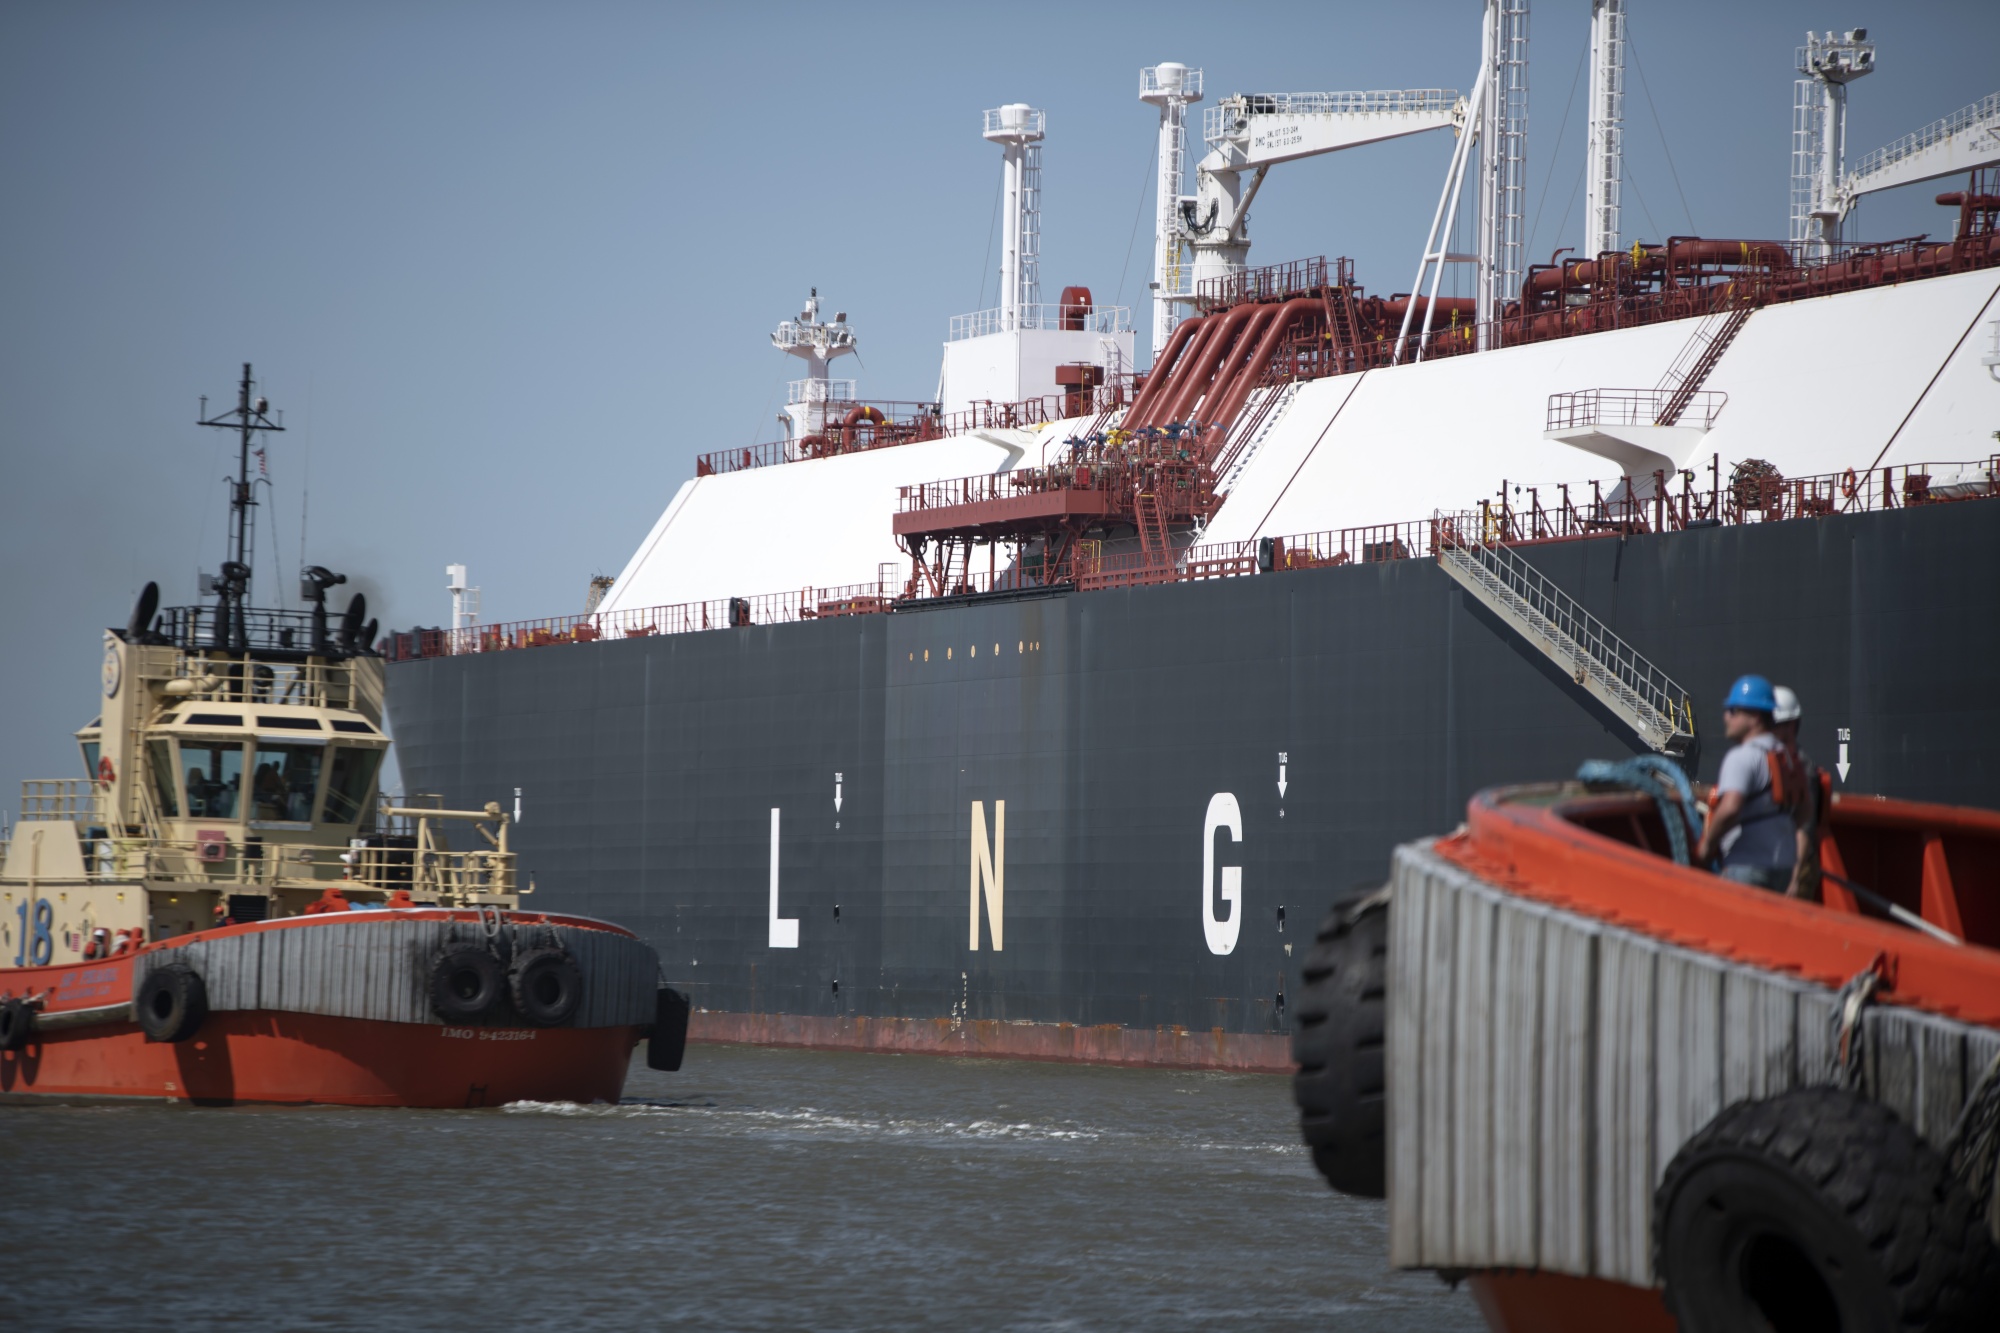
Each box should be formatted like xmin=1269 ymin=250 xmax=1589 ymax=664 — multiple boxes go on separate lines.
xmin=593 ymin=7 xmax=2000 ymax=620
xmin=601 ymin=267 xmax=2000 ymax=614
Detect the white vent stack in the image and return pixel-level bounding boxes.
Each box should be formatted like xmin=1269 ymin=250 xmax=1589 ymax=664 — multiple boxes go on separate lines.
xmin=1139 ymin=63 xmax=1204 ymax=361
xmin=1583 ymin=0 xmax=1624 ymax=259
xmin=1791 ymin=29 xmax=1876 ymax=258
xmin=445 ymin=564 xmax=480 ymax=632
xmin=937 ymin=107 xmax=1134 ymax=416
xmin=983 ymin=104 xmax=1045 ymax=334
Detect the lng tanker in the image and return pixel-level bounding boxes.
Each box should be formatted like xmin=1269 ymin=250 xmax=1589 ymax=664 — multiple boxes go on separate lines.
xmin=384 ymin=9 xmax=2000 ymax=1071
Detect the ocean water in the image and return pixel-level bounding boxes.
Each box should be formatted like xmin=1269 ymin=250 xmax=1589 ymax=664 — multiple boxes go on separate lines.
xmin=0 ymin=1044 xmax=1483 ymax=1331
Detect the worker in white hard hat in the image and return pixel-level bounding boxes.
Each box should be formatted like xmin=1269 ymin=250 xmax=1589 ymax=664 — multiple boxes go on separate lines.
xmin=1772 ymin=685 xmax=1828 ymax=900
xmin=1772 ymin=686 xmax=1801 ymax=748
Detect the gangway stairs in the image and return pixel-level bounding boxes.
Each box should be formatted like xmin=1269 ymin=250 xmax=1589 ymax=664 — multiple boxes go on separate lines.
xmin=1435 ymin=531 xmax=1698 ymax=756
xmin=1654 ymin=304 xmax=1752 ymax=425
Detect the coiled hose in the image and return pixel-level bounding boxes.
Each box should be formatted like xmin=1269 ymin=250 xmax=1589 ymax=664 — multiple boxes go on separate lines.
xmin=1576 ymin=756 xmax=1707 ymax=865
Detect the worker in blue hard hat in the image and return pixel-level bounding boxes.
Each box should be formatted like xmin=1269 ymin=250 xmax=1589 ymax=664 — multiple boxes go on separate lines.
xmin=1694 ymin=674 xmax=1800 ymax=891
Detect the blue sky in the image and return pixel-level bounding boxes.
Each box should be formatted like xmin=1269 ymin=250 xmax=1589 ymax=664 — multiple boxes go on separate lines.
xmin=2 ymin=0 xmax=1995 ymax=802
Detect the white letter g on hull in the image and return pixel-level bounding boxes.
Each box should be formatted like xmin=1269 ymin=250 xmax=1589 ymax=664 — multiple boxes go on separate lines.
xmin=1203 ymin=792 xmax=1242 ymax=956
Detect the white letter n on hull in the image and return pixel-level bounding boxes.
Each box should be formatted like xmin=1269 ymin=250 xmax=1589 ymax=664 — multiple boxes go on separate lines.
xmin=969 ymin=800 xmax=1004 ymax=951
xmin=769 ymin=807 xmax=799 ymax=948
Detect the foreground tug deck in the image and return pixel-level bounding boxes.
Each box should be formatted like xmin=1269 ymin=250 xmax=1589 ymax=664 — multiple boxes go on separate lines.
xmin=1295 ymin=779 xmax=2000 ymax=1331
xmin=0 ymin=366 xmax=687 ymax=1108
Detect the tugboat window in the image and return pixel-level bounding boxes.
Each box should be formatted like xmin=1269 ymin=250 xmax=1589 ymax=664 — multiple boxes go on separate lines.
xmin=182 ymin=741 xmax=244 ymax=818
xmin=147 ymin=740 xmax=179 ymax=816
xmin=321 ymin=747 xmax=383 ymax=824
xmin=81 ymin=739 xmax=101 ymax=780
xmin=252 ymin=743 xmax=323 ymax=823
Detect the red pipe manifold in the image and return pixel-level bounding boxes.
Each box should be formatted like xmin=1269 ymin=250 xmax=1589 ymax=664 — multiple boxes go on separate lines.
xmin=1158 ymin=301 xmax=1264 ymax=429
xmin=840 ymin=404 xmax=887 ymax=447
xmin=1124 ymin=315 xmax=1206 ymax=428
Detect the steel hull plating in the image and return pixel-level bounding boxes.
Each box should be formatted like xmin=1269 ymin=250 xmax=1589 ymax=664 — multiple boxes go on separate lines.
xmin=387 ymin=501 xmax=2000 ymax=1068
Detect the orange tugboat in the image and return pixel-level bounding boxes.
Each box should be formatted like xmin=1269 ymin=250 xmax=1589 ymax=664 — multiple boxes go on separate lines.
xmin=1295 ymin=773 xmax=2000 ymax=1332
xmin=0 ymin=366 xmax=687 ymax=1107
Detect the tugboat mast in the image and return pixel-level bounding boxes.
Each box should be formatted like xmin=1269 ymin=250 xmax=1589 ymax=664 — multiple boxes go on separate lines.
xmin=197 ymin=362 xmax=284 ymax=647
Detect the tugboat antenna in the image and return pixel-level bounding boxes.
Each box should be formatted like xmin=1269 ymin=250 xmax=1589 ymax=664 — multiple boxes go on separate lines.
xmin=197 ymin=362 xmax=284 ymax=647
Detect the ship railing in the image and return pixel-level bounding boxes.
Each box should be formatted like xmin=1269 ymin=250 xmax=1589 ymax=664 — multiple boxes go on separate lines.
xmin=17 ymin=779 xmax=104 ymax=823
xmin=695 ymin=379 xmax=1141 ymax=477
xmin=159 ymin=651 xmax=360 ymax=709
xmin=155 ymin=604 xmax=376 ymax=658
xmin=390 ymin=577 xmax=911 ymax=660
xmin=107 ymin=836 xmax=515 ymax=902
xmin=947 ymin=304 xmax=1133 ymax=341
xmin=1196 ymin=257 xmax=1334 ymax=311
xmin=787 ymin=378 xmax=856 ymax=405
xmin=1546 ymin=388 xmax=1729 ymax=432
xmin=1847 ymin=91 xmax=2000 ymax=185
xmin=384 ymin=454 xmax=2000 ymax=657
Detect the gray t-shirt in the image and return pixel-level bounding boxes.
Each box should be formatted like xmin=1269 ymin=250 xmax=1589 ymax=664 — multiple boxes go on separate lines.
xmin=1717 ymin=733 xmax=1796 ymax=869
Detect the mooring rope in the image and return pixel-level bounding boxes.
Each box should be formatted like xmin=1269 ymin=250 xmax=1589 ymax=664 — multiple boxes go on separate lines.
xmin=1575 ymin=756 xmax=1705 ymax=865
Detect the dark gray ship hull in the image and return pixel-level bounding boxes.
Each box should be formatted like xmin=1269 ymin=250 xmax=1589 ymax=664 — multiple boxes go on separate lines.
xmin=386 ymin=501 xmax=2000 ymax=1068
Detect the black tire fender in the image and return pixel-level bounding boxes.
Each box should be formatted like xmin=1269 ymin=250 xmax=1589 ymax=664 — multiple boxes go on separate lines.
xmin=428 ymin=944 xmax=506 ymax=1022
xmin=1291 ymin=890 xmax=1389 ymax=1198
xmin=646 ymin=986 xmax=691 ymax=1072
xmin=508 ymin=948 xmax=582 ymax=1027
xmin=1656 ymin=1086 xmax=2000 ymax=1333
xmin=0 ymin=996 xmax=34 ymax=1051
xmin=136 ymin=963 xmax=208 ymax=1043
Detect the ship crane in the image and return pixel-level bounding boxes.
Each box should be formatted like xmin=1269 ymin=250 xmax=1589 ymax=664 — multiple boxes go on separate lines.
xmin=1837 ymin=91 xmax=2000 ymax=222
xmin=1178 ymin=88 xmax=1464 ymax=299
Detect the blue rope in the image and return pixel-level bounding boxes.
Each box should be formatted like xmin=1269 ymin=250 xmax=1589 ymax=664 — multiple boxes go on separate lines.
xmin=1576 ymin=756 xmax=1707 ymax=865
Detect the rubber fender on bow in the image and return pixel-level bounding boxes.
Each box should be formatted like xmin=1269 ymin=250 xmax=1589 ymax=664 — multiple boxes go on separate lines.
xmin=1655 ymin=1086 xmax=2000 ymax=1332
xmin=647 ymin=986 xmax=692 ymax=1072
xmin=1291 ymin=890 xmax=1389 ymax=1198
xmin=0 ymin=996 xmax=34 ymax=1051
xmin=509 ymin=948 xmax=582 ymax=1027
xmin=136 ymin=963 xmax=208 ymax=1043
xmin=428 ymin=944 xmax=506 ymax=1022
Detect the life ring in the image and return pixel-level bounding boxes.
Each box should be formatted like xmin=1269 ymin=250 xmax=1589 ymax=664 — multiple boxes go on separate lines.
xmin=1291 ymin=890 xmax=1389 ymax=1198
xmin=1655 ymin=1086 xmax=1994 ymax=1329
xmin=428 ymin=945 xmax=505 ymax=1021
xmin=136 ymin=963 xmax=208 ymax=1043
xmin=1841 ymin=468 xmax=1858 ymax=499
xmin=97 ymin=756 xmax=115 ymax=785
xmin=509 ymin=948 xmax=583 ymax=1027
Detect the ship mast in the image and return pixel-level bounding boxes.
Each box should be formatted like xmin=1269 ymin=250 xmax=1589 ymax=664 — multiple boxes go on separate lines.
xmin=197 ymin=362 xmax=284 ymax=648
